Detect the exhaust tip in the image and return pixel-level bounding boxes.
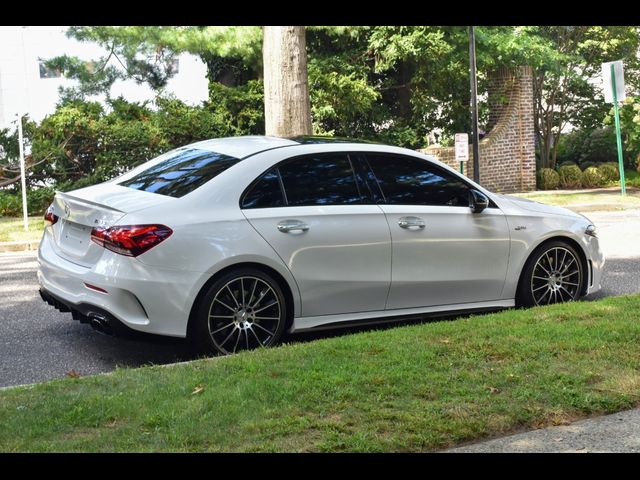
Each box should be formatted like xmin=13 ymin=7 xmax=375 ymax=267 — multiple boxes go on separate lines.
xmin=87 ymin=313 xmax=113 ymax=335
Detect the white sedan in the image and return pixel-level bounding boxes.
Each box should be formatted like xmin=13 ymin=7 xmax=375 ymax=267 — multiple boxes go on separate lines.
xmin=37 ymin=136 xmax=605 ymax=354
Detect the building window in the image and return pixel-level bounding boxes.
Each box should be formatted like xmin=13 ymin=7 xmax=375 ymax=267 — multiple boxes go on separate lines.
xmin=39 ymin=62 xmax=62 ymax=79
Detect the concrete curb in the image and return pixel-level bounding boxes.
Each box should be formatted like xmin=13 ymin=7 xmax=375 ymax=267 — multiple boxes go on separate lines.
xmin=0 ymin=241 xmax=39 ymax=253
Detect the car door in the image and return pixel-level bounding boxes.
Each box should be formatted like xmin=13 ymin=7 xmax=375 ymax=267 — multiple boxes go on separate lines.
xmin=241 ymin=152 xmax=392 ymax=317
xmin=363 ymin=153 xmax=511 ymax=310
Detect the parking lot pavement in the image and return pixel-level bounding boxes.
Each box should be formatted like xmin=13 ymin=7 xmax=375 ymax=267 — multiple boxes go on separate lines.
xmin=0 ymin=209 xmax=639 ymax=388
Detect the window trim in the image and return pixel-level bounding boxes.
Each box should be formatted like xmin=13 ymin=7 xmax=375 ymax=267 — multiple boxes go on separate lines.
xmin=240 ymin=152 xmax=366 ymax=209
xmin=239 ymin=150 xmax=498 ymax=210
xmin=362 ymin=152 xmax=497 ymax=208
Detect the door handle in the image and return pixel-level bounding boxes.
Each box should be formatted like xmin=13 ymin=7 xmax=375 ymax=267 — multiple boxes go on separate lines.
xmin=277 ymin=219 xmax=310 ymax=233
xmin=398 ymin=216 xmax=426 ymax=230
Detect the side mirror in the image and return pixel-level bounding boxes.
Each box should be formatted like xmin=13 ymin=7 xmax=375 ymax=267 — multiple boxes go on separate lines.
xmin=469 ymin=189 xmax=489 ymax=214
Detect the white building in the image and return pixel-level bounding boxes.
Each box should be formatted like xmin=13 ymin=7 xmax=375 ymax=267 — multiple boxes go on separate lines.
xmin=0 ymin=26 xmax=209 ymax=130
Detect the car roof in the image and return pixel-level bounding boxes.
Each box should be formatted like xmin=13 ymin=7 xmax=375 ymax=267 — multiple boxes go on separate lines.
xmin=186 ymin=135 xmax=379 ymax=159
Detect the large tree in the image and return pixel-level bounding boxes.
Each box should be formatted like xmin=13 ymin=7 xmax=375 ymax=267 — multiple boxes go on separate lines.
xmin=262 ymin=26 xmax=311 ymax=137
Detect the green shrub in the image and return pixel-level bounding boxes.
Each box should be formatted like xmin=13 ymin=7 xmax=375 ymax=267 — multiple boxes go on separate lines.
xmin=556 ymin=128 xmax=618 ymax=167
xmin=597 ymin=163 xmax=620 ymax=182
xmin=580 ymin=161 xmax=597 ymax=171
xmin=581 ymin=167 xmax=607 ymax=188
xmin=0 ymin=192 xmax=21 ymax=217
xmin=557 ymin=160 xmax=579 ymax=168
xmin=557 ymin=164 xmax=582 ymax=189
xmin=0 ymin=188 xmax=55 ymax=217
xmin=537 ymin=168 xmax=560 ymax=190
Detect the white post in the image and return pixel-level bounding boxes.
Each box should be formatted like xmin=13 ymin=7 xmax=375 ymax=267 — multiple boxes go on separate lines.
xmin=17 ymin=113 xmax=28 ymax=232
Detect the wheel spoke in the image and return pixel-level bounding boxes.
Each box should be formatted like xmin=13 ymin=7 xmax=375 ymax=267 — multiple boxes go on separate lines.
xmin=254 ymin=301 xmax=278 ymax=314
xmin=560 ymin=258 xmax=575 ymax=274
xmin=214 ymin=298 xmax=236 ymax=313
xmin=536 ymin=288 xmax=551 ymax=305
xmin=559 ymin=285 xmax=574 ymax=300
xmin=537 ymin=262 xmax=552 ymax=276
xmin=253 ymin=322 xmax=276 ymax=336
xmin=211 ymin=322 xmax=234 ymax=335
xmin=533 ymin=275 xmax=550 ymax=281
xmin=219 ymin=327 xmax=238 ymax=347
xmin=209 ymin=315 xmax=234 ymax=319
xmin=248 ymin=279 xmax=258 ymax=307
xmin=240 ymin=278 xmax=245 ymax=307
xmin=563 ymin=281 xmax=579 ymax=287
xmin=244 ymin=329 xmax=250 ymax=350
xmin=248 ymin=326 xmax=264 ymax=346
xmin=226 ymin=285 xmax=240 ymax=308
xmin=532 ymin=284 xmax=548 ymax=293
xmin=232 ymin=329 xmax=242 ymax=353
xmin=556 ymin=287 xmax=567 ymax=302
xmin=251 ymin=289 xmax=269 ymax=309
xmin=254 ymin=316 xmax=280 ymax=320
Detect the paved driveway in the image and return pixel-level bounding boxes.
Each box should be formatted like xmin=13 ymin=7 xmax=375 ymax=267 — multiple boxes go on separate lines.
xmin=1 ymin=209 xmax=639 ymax=388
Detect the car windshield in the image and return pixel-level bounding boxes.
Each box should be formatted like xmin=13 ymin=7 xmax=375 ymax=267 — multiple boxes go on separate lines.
xmin=119 ymin=148 xmax=240 ymax=198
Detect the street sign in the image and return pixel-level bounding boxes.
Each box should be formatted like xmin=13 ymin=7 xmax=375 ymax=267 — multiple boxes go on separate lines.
xmin=602 ymin=60 xmax=627 ymax=196
xmin=455 ymin=133 xmax=469 ymax=162
xmin=602 ymin=60 xmax=625 ymax=103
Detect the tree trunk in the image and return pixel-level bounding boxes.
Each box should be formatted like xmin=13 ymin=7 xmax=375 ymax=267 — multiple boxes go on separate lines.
xmin=262 ymin=26 xmax=312 ymax=137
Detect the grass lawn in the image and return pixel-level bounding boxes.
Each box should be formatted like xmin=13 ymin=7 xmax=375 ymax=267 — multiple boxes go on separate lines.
xmin=1 ymin=294 xmax=640 ymax=452
xmin=514 ymin=188 xmax=640 ymax=210
xmin=0 ymin=216 xmax=44 ymax=243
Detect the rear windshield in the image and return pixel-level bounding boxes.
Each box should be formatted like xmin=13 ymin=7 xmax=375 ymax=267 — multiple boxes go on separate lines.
xmin=119 ymin=148 xmax=240 ymax=198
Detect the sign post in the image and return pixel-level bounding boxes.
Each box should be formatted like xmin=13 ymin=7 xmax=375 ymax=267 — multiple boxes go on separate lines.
xmin=455 ymin=133 xmax=469 ymax=175
xmin=17 ymin=113 xmax=28 ymax=232
xmin=602 ymin=60 xmax=626 ymax=196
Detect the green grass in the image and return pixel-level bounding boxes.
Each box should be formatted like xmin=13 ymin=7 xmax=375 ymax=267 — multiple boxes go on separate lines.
xmin=515 ymin=188 xmax=640 ymax=210
xmin=0 ymin=216 xmax=44 ymax=243
xmin=2 ymin=294 xmax=640 ymax=452
xmin=626 ymin=170 xmax=640 ymax=188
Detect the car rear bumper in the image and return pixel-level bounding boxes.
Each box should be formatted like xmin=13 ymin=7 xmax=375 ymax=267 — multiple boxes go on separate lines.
xmin=37 ymin=231 xmax=206 ymax=337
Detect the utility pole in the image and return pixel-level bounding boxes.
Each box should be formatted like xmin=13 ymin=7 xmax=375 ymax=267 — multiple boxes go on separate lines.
xmin=469 ymin=26 xmax=480 ymax=184
xmin=17 ymin=113 xmax=28 ymax=231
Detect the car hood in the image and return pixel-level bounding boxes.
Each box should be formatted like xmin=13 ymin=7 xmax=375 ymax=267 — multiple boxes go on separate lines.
xmin=498 ymin=194 xmax=586 ymax=220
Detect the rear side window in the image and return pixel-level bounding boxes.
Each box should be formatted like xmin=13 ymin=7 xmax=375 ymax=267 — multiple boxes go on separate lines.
xmin=278 ymin=154 xmax=361 ymax=206
xmin=241 ymin=169 xmax=285 ymax=209
xmin=119 ymin=148 xmax=240 ymax=198
xmin=366 ymin=154 xmax=470 ymax=207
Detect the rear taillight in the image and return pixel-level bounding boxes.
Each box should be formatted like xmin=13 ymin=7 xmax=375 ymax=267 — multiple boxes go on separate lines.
xmin=90 ymin=224 xmax=173 ymax=257
xmin=44 ymin=206 xmax=58 ymax=226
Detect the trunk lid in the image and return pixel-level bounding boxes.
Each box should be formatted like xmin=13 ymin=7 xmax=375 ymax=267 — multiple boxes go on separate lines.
xmin=48 ymin=183 xmax=175 ymax=267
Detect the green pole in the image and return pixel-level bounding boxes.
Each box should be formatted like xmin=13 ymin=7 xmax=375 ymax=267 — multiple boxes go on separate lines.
xmin=611 ymin=63 xmax=626 ymax=196
xmin=460 ymin=161 xmax=464 ymax=175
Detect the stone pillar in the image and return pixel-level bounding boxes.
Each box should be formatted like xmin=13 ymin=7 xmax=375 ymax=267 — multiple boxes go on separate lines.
xmin=421 ymin=66 xmax=537 ymax=193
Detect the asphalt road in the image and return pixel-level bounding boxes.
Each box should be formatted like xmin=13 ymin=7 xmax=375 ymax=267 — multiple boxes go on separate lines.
xmin=1 ymin=209 xmax=639 ymax=388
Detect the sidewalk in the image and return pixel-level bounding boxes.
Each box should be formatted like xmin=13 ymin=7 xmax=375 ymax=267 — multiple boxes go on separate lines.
xmin=446 ymin=408 xmax=640 ymax=453
xmin=0 ymin=240 xmax=39 ymax=253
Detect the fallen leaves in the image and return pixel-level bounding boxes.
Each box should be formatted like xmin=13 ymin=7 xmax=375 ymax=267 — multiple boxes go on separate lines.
xmin=66 ymin=369 xmax=80 ymax=378
xmin=191 ymin=384 xmax=205 ymax=396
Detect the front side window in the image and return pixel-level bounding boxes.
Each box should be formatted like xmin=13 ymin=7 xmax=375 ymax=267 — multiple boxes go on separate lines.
xmin=119 ymin=148 xmax=240 ymax=198
xmin=366 ymin=154 xmax=470 ymax=207
xmin=277 ymin=154 xmax=361 ymax=206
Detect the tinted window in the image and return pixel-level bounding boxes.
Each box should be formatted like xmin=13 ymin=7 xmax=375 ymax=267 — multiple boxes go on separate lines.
xmin=119 ymin=148 xmax=240 ymax=198
xmin=278 ymin=154 xmax=361 ymax=206
xmin=241 ymin=169 xmax=285 ymax=209
xmin=366 ymin=154 xmax=469 ymax=206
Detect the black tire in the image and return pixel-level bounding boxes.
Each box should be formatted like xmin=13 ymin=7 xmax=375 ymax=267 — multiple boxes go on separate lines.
xmin=190 ymin=268 xmax=288 ymax=355
xmin=516 ymin=240 xmax=584 ymax=308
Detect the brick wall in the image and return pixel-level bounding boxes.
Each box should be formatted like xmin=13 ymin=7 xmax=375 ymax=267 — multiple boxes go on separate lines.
xmin=419 ymin=66 xmax=536 ymax=193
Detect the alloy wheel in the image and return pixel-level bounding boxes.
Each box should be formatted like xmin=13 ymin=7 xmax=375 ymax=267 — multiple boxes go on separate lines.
xmin=207 ymin=276 xmax=283 ymax=354
xmin=530 ymin=246 xmax=582 ymax=306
